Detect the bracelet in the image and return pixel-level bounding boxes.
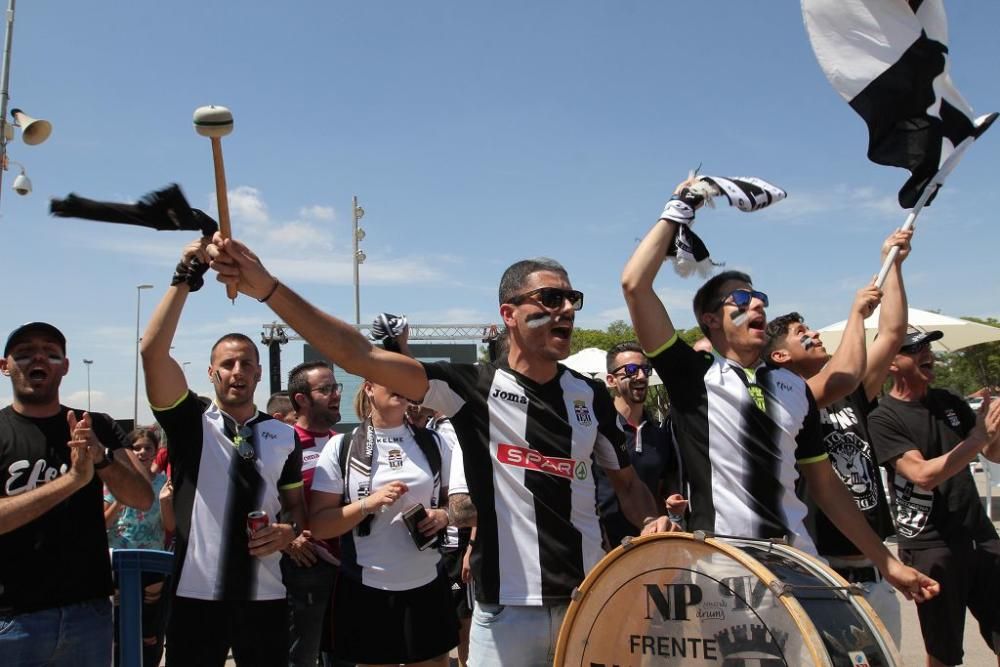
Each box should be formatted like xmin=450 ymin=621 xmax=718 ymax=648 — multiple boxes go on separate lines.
xmin=258 ymin=279 xmax=280 ymax=303
xmin=360 ymin=498 xmax=369 ymax=515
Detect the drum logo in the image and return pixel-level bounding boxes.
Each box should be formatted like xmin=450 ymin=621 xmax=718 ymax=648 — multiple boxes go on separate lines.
xmin=716 ymin=623 xmax=788 ymax=666
xmin=573 ymin=400 xmax=593 ymax=426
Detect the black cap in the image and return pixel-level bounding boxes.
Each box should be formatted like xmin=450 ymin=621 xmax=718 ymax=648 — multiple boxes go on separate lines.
xmin=900 ymin=329 xmax=943 ymax=353
xmin=4 ymin=322 xmax=67 ymax=357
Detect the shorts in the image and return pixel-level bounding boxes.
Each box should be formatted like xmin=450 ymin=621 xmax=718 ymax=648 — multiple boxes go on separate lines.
xmin=440 ymin=547 xmax=472 ymax=619
xmin=900 ymin=540 xmax=1000 ymax=665
xmin=332 ymin=573 xmax=458 ymax=664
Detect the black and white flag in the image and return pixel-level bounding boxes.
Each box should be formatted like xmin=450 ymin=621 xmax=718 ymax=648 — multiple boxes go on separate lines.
xmin=802 ymin=0 xmax=996 ymax=208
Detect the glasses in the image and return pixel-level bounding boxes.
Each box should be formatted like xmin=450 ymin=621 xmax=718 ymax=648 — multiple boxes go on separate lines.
xmin=233 ymin=425 xmax=255 ymax=461
xmin=507 ymin=287 xmax=584 ymax=311
xmin=611 ymin=362 xmax=653 ymax=378
xmin=713 ymin=288 xmax=768 ymax=311
xmin=310 ymin=383 xmax=344 ymax=396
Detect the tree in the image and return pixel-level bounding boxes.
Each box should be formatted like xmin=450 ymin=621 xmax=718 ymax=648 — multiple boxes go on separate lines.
xmin=931 ymin=317 xmax=1000 ymax=397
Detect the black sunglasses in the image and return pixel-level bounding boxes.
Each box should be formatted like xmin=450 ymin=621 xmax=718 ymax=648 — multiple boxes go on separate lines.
xmin=232 ymin=425 xmax=255 ymax=461
xmin=507 ymin=287 xmax=584 ymax=311
xmin=611 ymin=362 xmax=653 ymax=378
xmin=713 ymin=288 xmax=768 ymax=311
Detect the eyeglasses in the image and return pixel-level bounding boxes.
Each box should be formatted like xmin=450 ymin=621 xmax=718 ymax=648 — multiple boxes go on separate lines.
xmin=233 ymin=425 xmax=255 ymax=461
xmin=310 ymin=383 xmax=343 ymax=396
xmin=713 ymin=288 xmax=768 ymax=311
xmin=507 ymin=287 xmax=584 ymax=311
xmin=611 ymin=362 xmax=653 ymax=378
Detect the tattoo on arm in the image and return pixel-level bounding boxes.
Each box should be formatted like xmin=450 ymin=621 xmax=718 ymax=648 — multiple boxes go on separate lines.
xmin=448 ymin=493 xmax=477 ymax=528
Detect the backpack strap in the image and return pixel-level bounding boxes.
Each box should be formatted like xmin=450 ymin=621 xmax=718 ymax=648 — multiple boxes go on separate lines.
xmin=407 ymin=423 xmax=446 ymax=509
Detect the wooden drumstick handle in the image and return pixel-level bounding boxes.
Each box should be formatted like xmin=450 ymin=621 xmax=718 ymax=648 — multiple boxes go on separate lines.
xmin=210 ymin=137 xmax=238 ymax=302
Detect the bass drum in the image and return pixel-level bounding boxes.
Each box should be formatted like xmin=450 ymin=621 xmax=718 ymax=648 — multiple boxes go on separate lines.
xmin=554 ymin=532 xmax=900 ymax=666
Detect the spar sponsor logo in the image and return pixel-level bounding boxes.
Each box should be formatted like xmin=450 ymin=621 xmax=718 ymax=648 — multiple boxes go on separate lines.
xmin=497 ymin=443 xmax=588 ymax=480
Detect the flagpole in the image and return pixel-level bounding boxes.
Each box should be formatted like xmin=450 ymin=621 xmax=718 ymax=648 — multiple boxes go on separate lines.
xmin=874 ymin=135 xmax=977 ymax=289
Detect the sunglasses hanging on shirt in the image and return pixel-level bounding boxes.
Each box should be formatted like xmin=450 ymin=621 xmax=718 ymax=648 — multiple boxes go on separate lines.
xmin=233 ymin=425 xmax=255 ymax=461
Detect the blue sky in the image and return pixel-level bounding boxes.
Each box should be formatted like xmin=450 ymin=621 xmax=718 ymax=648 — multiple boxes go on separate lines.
xmin=2 ymin=1 xmax=998 ymax=423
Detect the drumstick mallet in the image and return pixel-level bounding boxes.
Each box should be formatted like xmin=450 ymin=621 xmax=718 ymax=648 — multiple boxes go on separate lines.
xmin=193 ymin=105 xmax=237 ymax=302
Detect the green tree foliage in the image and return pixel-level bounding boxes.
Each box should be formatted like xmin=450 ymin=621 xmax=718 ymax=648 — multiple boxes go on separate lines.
xmin=929 ymin=317 xmax=1000 ymax=396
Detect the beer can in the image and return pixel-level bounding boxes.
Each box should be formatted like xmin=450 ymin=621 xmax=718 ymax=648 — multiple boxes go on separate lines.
xmin=247 ymin=510 xmax=270 ymax=537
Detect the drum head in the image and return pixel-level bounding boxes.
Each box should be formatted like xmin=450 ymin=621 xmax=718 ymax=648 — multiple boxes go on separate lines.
xmin=554 ymin=533 xmax=898 ymax=667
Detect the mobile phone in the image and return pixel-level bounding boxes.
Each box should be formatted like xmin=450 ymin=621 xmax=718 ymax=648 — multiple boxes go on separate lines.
xmin=401 ymin=504 xmax=438 ymax=550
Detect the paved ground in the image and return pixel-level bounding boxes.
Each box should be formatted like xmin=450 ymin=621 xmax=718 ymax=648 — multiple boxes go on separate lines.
xmin=215 ymin=469 xmax=999 ymax=666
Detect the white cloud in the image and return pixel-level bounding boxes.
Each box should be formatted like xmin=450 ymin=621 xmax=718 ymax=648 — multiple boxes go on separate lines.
xmin=260 ymin=221 xmax=334 ymax=251
xmin=214 ymin=186 xmax=270 ymax=225
xmin=756 ymin=184 xmax=900 ymax=225
xmin=299 ymin=205 xmax=336 ymax=221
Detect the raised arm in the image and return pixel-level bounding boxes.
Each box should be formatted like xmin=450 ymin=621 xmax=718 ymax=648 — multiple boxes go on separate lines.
xmin=209 ymin=235 xmax=429 ymax=401
xmin=622 ymin=211 xmax=681 ymax=353
xmin=862 ymin=229 xmax=912 ymax=401
xmin=807 ymin=285 xmax=881 ymax=408
xmin=141 ymin=240 xmax=208 ymax=408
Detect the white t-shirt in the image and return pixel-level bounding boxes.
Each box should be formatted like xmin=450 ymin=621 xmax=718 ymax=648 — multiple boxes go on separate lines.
xmin=311 ymin=423 xmax=451 ymax=591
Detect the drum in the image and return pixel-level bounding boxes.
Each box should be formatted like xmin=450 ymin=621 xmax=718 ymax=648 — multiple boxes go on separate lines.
xmin=554 ymin=532 xmax=900 ymax=666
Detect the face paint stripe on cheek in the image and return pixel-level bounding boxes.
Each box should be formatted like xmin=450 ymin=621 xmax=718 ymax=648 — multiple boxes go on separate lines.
xmin=525 ymin=313 xmax=552 ymax=329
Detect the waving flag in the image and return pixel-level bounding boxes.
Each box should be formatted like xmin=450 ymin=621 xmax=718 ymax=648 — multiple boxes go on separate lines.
xmin=802 ymin=0 xmax=996 ymax=208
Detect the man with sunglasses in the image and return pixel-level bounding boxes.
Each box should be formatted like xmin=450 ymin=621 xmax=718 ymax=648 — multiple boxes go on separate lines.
xmin=141 ymin=239 xmax=307 ymax=667
xmin=764 ymin=229 xmax=912 ymax=644
xmin=621 ymin=182 xmax=938 ymax=604
xmin=283 ymin=361 xmax=348 ymax=667
xmin=869 ymin=331 xmax=1000 ymax=667
xmin=207 ymin=238 xmax=672 ymax=667
xmin=594 ymin=341 xmax=686 ymax=548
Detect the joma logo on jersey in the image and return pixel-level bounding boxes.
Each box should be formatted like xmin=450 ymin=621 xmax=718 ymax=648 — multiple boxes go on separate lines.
xmin=573 ymin=400 xmax=592 ymax=426
xmin=491 ymin=388 xmax=528 ymax=405
xmin=497 ymin=444 xmax=587 ymax=480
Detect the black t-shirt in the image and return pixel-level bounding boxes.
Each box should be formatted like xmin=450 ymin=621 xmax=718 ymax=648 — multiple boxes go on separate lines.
xmin=798 ymin=387 xmax=894 ymax=557
xmin=594 ymin=411 xmax=680 ymax=546
xmin=0 ymin=405 xmax=128 ymax=613
xmin=869 ymin=389 xmax=997 ymax=549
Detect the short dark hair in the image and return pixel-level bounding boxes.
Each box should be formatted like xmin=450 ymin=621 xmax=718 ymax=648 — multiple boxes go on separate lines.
xmin=210 ymin=333 xmax=260 ymax=364
xmin=763 ymin=312 xmax=804 ymax=360
xmin=128 ymin=427 xmax=161 ymax=448
xmin=287 ymin=361 xmax=332 ymax=411
xmin=498 ymin=258 xmax=569 ymax=305
xmin=606 ymin=341 xmax=644 ymax=372
xmin=266 ymin=391 xmax=294 ymax=416
xmin=692 ymin=270 xmax=753 ymax=337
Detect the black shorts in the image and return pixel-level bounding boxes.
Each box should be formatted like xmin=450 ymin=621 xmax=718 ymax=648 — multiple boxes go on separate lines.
xmin=165 ymin=596 xmax=288 ymax=667
xmin=440 ymin=547 xmax=472 ymax=619
xmin=332 ymin=573 xmax=458 ymax=664
xmin=900 ymin=539 xmax=1000 ymax=665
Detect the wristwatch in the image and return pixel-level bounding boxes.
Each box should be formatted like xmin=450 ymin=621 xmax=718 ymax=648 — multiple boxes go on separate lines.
xmin=93 ymin=446 xmax=114 ymax=471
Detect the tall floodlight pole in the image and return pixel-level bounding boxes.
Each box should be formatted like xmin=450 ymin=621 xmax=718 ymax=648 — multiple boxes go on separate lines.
xmin=134 ymin=284 xmax=153 ymax=426
xmin=83 ymin=358 xmax=93 ymax=411
xmin=352 ymin=196 xmax=366 ymax=325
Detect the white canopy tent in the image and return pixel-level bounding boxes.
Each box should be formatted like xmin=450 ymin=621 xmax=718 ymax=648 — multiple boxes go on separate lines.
xmin=817 ymin=307 xmax=1000 ymax=354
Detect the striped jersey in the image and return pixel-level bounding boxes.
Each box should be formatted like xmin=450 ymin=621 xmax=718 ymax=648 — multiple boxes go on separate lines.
xmin=648 ymin=335 xmax=826 ymax=554
xmin=421 ymin=359 xmax=629 ymax=606
xmin=153 ymin=392 xmax=303 ymax=601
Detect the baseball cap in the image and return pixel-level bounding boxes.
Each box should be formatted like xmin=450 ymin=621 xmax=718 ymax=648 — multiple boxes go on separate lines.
xmin=899 ymin=329 xmax=943 ymax=353
xmin=4 ymin=322 xmax=67 ymax=356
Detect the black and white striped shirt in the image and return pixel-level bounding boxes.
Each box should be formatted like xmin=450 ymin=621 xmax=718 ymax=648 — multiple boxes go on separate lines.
xmin=153 ymin=392 xmax=302 ymax=601
xmin=649 ymin=335 xmax=826 ymax=554
xmin=421 ymin=360 xmax=629 ymax=606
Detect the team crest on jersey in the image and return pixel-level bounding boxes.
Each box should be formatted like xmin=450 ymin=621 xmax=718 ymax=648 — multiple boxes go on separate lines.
xmin=573 ymin=400 xmax=593 ymax=426
xmin=944 ymin=409 xmax=961 ymax=428
xmin=388 ymin=448 xmax=403 ymax=470
xmin=498 ymin=443 xmax=585 ymax=480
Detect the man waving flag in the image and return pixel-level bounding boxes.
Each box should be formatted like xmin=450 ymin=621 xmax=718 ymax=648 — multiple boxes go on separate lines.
xmin=802 ymin=0 xmax=996 ymax=209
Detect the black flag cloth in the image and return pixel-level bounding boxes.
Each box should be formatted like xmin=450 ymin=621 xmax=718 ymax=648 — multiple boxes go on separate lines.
xmin=803 ymin=0 xmax=996 ymax=208
xmin=50 ymin=184 xmax=218 ymax=236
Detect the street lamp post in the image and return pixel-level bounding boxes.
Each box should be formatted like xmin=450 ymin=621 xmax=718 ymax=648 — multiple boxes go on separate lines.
xmin=83 ymin=359 xmax=93 ymax=412
xmin=352 ymin=195 xmax=366 ymax=325
xmin=134 ymin=284 xmax=153 ymax=427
